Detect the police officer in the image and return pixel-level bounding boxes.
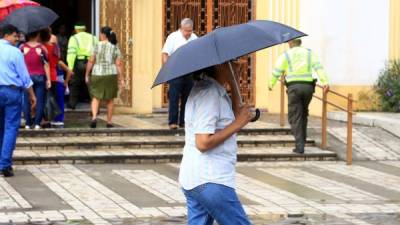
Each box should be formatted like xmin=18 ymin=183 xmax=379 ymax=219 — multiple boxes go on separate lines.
xmin=67 ymin=23 xmax=98 ymax=109
xmin=269 ymin=39 xmax=329 ymax=154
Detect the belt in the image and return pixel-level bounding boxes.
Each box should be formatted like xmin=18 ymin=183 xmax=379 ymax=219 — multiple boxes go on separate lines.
xmin=285 ymin=81 xmax=315 ymax=87
xmin=0 ymin=85 xmax=23 ymax=91
xmin=76 ymin=56 xmax=89 ymax=60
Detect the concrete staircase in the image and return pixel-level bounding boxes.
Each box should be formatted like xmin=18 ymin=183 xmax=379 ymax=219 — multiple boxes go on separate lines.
xmin=13 ymin=127 xmax=337 ymax=164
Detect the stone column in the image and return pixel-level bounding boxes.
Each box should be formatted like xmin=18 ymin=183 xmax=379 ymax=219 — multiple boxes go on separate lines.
xmin=129 ymin=0 xmax=163 ymax=114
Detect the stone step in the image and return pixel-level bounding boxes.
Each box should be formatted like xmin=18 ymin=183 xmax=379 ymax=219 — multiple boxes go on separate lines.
xmin=18 ymin=127 xmax=292 ymax=137
xmin=16 ymin=135 xmax=315 ymax=150
xmin=13 ymin=147 xmax=337 ymax=164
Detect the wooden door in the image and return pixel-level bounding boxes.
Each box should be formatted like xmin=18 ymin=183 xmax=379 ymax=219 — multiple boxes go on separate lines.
xmin=100 ymin=0 xmax=133 ymax=106
xmin=163 ymin=0 xmax=254 ymax=106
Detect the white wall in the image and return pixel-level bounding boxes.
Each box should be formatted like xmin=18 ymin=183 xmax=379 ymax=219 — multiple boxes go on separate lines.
xmin=299 ymin=0 xmax=389 ymax=85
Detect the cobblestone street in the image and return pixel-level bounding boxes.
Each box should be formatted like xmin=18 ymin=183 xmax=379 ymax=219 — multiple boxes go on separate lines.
xmin=0 ymin=161 xmax=399 ymax=224
xmin=1 ymin=114 xmax=400 ymax=224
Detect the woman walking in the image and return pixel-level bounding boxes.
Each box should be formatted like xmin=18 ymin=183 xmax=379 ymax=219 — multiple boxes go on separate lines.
xmin=85 ymin=26 xmax=124 ymax=128
xmin=179 ymin=63 xmax=252 ymax=225
xmin=20 ymin=31 xmax=51 ymax=129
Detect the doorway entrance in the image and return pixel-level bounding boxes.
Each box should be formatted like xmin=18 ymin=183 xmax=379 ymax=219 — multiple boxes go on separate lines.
xmin=36 ymin=0 xmax=97 ymax=37
xmin=162 ymin=0 xmax=255 ymax=107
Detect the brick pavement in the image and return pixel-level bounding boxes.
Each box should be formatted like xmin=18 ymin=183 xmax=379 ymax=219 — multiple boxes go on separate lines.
xmin=0 ymin=162 xmax=398 ymax=224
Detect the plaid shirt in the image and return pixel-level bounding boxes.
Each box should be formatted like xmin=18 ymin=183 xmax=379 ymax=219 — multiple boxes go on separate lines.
xmin=91 ymin=41 xmax=122 ymax=76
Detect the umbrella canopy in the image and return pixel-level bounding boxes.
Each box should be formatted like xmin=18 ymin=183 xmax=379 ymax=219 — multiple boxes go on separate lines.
xmin=153 ymin=20 xmax=307 ymax=88
xmin=0 ymin=0 xmax=39 ymax=21
xmin=1 ymin=6 xmax=57 ymax=33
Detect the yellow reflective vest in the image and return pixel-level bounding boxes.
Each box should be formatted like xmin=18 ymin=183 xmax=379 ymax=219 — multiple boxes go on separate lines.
xmin=67 ymin=32 xmax=98 ymax=70
xmin=269 ymin=47 xmax=328 ymax=89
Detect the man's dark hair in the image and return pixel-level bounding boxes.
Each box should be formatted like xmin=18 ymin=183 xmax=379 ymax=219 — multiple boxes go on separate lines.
xmin=291 ymin=38 xmax=302 ymax=46
xmin=40 ymin=28 xmax=51 ymax=43
xmin=193 ymin=66 xmax=216 ymax=81
xmin=25 ymin=31 xmax=40 ymax=41
xmin=75 ymin=21 xmax=86 ymax=27
xmin=1 ymin=25 xmax=19 ymax=37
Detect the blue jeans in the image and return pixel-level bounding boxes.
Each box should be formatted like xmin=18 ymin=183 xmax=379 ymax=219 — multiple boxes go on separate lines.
xmin=23 ymin=75 xmax=46 ymax=126
xmin=0 ymin=86 xmax=23 ymax=169
xmin=54 ymin=82 xmax=65 ymax=122
xmin=183 ymin=183 xmax=251 ymax=225
xmin=168 ymin=76 xmax=193 ymax=126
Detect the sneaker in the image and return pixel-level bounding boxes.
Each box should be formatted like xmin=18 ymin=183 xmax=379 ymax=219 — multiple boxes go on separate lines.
xmin=106 ymin=123 xmax=114 ymax=128
xmin=25 ymin=125 xmax=31 ymax=129
xmin=66 ymin=103 xmax=75 ymax=110
xmin=33 ymin=125 xmax=41 ymax=130
xmin=42 ymin=123 xmax=51 ymax=129
xmin=51 ymin=122 xmax=65 ymax=128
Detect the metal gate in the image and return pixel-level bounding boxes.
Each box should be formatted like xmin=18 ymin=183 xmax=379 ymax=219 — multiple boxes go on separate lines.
xmin=163 ymin=0 xmax=254 ymax=106
xmin=100 ymin=0 xmax=133 ymax=107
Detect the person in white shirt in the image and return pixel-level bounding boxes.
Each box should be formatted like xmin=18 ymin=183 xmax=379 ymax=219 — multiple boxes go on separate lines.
xmin=162 ymin=18 xmax=198 ymax=129
xmin=179 ymin=62 xmax=252 ymax=225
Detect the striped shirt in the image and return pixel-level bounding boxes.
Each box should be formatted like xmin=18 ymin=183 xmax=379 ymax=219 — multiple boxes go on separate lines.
xmin=179 ymin=77 xmax=237 ymax=190
xmin=91 ymin=41 xmax=122 ymax=76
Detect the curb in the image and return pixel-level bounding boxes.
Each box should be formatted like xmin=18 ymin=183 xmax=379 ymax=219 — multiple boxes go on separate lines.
xmin=327 ymin=112 xmax=400 ymax=138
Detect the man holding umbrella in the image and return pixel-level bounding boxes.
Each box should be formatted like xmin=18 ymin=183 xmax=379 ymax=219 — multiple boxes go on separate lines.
xmin=154 ymin=20 xmax=306 ymax=224
xmin=0 ymin=25 xmax=36 ymax=177
xmin=269 ymin=38 xmax=329 ymax=154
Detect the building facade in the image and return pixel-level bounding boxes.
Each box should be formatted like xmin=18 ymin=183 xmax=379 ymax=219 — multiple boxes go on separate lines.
xmin=93 ymin=0 xmax=400 ymax=115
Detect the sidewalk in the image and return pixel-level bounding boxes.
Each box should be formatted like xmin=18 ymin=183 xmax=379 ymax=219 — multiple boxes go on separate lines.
xmin=328 ymin=112 xmax=400 ymax=138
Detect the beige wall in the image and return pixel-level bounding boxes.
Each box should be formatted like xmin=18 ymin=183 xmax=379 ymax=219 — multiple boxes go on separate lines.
xmin=390 ymin=0 xmax=400 ymax=60
xmin=121 ymin=0 xmax=394 ymax=114
xmin=254 ymin=0 xmax=300 ymax=114
xmin=122 ymin=0 xmax=163 ymax=114
xmin=254 ymin=0 xmax=390 ymax=116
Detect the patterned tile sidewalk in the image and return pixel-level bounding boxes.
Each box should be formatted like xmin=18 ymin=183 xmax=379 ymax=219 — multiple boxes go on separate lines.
xmin=0 ymin=162 xmax=399 ymax=224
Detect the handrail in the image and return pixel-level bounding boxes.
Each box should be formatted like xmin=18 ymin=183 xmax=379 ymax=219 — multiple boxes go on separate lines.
xmin=315 ymin=83 xmax=349 ymax=99
xmin=279 ymin=78 xmax=354 ymax=165
xmin=312 ymin=95 xmax=355 ymax=113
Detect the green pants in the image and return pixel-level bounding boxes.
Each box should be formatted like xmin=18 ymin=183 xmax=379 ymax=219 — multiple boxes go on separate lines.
xmin=69 ymin=59 xmax=90 ymax=108
xmin=287 ymin=83 xmax=315 ymax=151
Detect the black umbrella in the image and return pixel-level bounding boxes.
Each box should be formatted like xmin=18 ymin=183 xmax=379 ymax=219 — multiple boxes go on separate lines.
xmin=153 ymin=20 xmax=307 ymax=122
xmin=1 ymin=6 xmax=58 ymax=33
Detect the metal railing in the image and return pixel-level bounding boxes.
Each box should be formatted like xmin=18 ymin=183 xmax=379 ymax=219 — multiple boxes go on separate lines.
xmin=279 ymin=79 xmax=355 ymax=165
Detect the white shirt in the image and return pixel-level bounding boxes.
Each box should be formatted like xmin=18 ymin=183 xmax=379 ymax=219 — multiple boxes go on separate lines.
xmin=179 ymin=77 xmax=237 ymax=190
xmin=162 ymin=30 xmax=198 ymax=56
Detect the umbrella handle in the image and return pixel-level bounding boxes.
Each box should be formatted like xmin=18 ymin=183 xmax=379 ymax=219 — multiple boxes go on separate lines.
xmin=228 ymin=61 xmax=260 ymax=123
xmin=250 ymin=108 xmax=261 ymax=122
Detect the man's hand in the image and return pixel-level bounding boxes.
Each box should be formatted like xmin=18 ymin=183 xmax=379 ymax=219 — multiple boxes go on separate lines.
xmin=233 ymin=104 xmax=252 ymax=129
xmin=85 ymin=76 xmax=90 ymax=84
xmin=30 ymin=95 xmax=37 ymax=109
xmin=27 ymin=87 xmax=37 ymax=109
xmin=46 ymin=80 xmax=51 ymax=89
xmin=323 ymin=85 xmax=329 ymax=93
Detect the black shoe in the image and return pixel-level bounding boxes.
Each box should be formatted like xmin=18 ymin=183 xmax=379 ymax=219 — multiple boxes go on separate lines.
xmin=1 ymin=167 xmax=14 ymax=177
xmin=292 ymin=148 xmax=305 ymax=154
xmin=67 ymin=103 xmax=76 ymax=110
xmin=106 ymin=123 xmax=114 ymax=128
xmin=90 ymin=119 xmax=97 ymax=128
xmin=42 ymin=122 xmax=51 ymax=129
